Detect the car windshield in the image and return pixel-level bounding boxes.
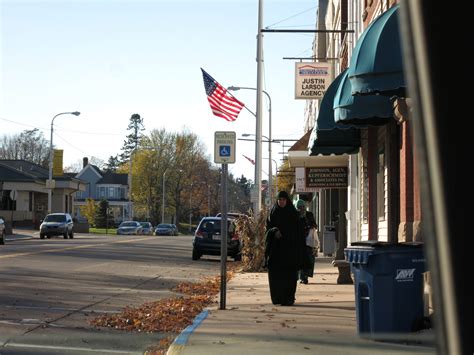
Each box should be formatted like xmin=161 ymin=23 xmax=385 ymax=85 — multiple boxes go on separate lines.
xmin=157 ymin=224 xmax=172 ymax=228
xmin=120 ymin=222 xmax=138 ymax=227
xmin=140 ymin=222 xmax=151 ymax=227
xmin=44 ymin=215 xmax=66 ymax=222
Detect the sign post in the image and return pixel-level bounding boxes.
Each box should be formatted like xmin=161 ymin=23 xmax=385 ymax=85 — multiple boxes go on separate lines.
xmin=214 ymin=131 xmax=236 ymax=310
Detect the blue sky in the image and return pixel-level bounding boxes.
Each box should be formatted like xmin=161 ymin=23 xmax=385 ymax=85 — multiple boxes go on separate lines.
xmin=0 ymin=0 xmax=317 ymax=181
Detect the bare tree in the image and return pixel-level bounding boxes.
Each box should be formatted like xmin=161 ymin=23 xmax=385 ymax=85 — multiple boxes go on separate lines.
xmin=0 ymin=129 xmax=49 ymax=166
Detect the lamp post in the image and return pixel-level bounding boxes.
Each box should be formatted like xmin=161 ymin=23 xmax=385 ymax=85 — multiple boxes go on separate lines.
xmin=228 ymin=86 xmax=271 ymax=213
xmin=242 ymin=132 xmax=275 ymax=202
xmin=48 ymin=111 xmax=80 ymax=214
xmin=162 ymin=169 xmax=167 ymax=223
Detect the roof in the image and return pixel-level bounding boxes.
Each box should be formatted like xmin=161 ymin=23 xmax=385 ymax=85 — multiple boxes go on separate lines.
xmin=98 ymin=171 xmax=128 ymax=185
xmin=0 ymin=160 xmax=48 ymax=179
xmin=288 ymin=130 xmax=312 ymax=152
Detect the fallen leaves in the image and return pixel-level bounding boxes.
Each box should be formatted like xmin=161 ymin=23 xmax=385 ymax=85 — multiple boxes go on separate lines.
xmin=90 ymin=270 xmax=236 ymax=334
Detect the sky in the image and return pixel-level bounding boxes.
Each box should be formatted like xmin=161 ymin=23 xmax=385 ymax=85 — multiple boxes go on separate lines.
xmin=0 ymin=0 xmax=317 ymax=182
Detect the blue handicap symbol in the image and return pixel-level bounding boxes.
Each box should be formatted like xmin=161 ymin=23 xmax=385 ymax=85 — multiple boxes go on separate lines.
xmin=220 ymin=145 xmax=231 ymax=157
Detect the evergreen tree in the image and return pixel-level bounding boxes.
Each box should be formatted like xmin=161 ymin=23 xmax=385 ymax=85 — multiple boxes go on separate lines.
xmin=94 ymin=199 xmax=109 ymax=228
xmin=120 ymin=113 xmax=145 ymax=162
xmin=105 ymin=155 xmax=120 ymax=172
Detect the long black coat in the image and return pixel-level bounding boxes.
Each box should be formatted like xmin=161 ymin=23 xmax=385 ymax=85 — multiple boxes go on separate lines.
xmin=265 ymin=202 xmax=306 ymax=271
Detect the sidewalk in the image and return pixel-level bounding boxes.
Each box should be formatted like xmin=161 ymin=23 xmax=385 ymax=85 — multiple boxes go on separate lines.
xmin=5 ymin=228 xmax=36 ymax=241
xmin=168 ymin=257 xmax=435 ymax=355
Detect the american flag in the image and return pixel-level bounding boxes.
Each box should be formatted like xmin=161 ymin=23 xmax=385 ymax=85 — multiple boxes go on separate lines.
xmin=242 ymin=154 xmax=255 ymax=165
xmin=201 ymin=68 xmax=244 ymax=122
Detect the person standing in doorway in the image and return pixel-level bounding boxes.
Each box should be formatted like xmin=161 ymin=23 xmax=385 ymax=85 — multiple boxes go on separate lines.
xmin=265 ymin=191 xmax=306 ymax=305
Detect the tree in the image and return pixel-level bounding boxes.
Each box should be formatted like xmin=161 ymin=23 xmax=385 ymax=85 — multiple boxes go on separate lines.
xmin=80 ymin=198 xmax=97 ymax=227
xmin=0 ymin=128 xmax=49 ymax=166
xmin=276 ymin=159 xmax=294 ymax=194
xmin=105 ymin=155 xmax=120 ymax=172
xmin=120 ymin=113 xmax=145 ymax=162
xmin=64 ymin=156 xmax=105 ymax=173
xmin=94 ymin=199 xmax=109 ymax=228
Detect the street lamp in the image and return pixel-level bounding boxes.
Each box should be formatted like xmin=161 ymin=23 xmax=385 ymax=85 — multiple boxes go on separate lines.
xmin=48 ymin=111 xmax=80 ymax=214
xmin=162 ymin=169 xmax=167 ymax=223
xmin=228 ymin=86 xmax=271 ymax=213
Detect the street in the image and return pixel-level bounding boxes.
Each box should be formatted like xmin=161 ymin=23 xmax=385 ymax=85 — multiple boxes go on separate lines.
xmin=0 ymin=231 xmax=221 ymax=354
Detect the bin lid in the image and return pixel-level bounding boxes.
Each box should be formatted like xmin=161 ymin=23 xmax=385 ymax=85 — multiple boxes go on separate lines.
xmin=344 ymin=241 xmax=424 ymax=264
xmin=349 ymin=240 xmax=423 ymax=248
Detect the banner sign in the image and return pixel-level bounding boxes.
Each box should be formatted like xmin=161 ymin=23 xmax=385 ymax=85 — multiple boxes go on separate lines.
xmin=53 ymin=149 xmax=64 ymax=176
xmin=295 ymin=62 xmax=333 ymax=100
xmin=305 ymin=167 xmax=348 ymax=188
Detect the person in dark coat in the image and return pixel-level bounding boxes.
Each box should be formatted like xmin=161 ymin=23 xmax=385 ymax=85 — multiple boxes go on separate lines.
xmin=265 ymin=191 xmax=306 ymax=306
xmin=296 ymin=199 xmax=318 ymax=284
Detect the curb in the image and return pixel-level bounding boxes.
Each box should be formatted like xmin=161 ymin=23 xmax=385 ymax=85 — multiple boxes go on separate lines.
xmin=166 ymin=309 xmax=209 ymax=355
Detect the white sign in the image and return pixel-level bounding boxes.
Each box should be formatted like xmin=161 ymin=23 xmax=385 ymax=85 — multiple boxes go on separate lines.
xmin=295 ymin=62 xmax=333 ymax=100
xmin=214 ymin=131 xmax=236 ymax=164
xmin=295 ymin=167 xmax=320 ymax=193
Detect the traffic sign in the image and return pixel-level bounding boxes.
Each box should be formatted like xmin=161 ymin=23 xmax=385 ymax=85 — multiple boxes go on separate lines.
xmin=214 ymin=131 xmax=236 ymax=164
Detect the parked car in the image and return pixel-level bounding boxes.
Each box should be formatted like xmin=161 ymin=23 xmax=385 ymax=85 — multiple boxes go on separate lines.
xmin=0 ymin=216 xmax=5 ymax=245
xmin=139 ymin=222 xmax=154 ymax=235
xmin=192 ymin=216 xmax=241 ymax=261
xmin=117 ymin=221 xmax=142 ymax=235
xmin=155 ymin=223 xmax=178 ymax=236
xmin=40 ymin=213 xmax=74 ymax=239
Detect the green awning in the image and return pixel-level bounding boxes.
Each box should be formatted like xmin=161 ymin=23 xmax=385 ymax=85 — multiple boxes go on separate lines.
xmin=309 ymin=70 xmax=360 ymax=156
xmin=347 ymin=5 xmax=405 ymax=96
xmin=334 ymin=70 xmax=394 ymax=126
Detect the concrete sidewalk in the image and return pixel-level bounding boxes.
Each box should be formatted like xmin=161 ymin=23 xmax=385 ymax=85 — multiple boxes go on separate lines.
xmin=5 ymin=228 xmax=36 ymax=241
xmin=168 ymin=257 xmax=435 ymax=355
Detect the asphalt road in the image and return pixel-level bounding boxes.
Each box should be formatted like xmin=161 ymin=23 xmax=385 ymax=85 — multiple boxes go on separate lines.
xmin=0 ymin=231 xmax=222 ymax=354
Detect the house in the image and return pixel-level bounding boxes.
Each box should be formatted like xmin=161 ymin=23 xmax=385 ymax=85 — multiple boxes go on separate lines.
xmin=73 ymin=158 xmax=130 ymax=225
xmin=0 ymin=159 xmax=86 ymax=227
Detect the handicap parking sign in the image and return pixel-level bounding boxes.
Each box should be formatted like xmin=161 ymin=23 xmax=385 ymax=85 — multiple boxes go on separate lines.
xmin=214 ymin=132 xmax=236 ymax=164
xmin=220 ymin=145 xmax=231 ymax=157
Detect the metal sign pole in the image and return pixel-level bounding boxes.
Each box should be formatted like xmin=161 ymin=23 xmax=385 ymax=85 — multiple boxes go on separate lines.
xmin=219 ymin=163 xmax=228 ymax=310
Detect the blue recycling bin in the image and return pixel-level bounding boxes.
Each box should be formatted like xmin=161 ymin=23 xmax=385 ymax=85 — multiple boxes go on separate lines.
xmin=345 ymin=241 xmax=426 ymax=334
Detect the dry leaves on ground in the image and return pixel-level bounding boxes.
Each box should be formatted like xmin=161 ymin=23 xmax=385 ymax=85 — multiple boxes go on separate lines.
xmin=90 ymin=266 xmax=238 ymax=334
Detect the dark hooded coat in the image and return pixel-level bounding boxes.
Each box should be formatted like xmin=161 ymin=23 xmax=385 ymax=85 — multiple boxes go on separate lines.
xmin=264 ymin=191 xmax=307 ymax=305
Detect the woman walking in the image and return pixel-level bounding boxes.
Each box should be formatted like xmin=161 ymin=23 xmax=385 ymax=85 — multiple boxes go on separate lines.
xmin=265 ymin=191 xmax=306 ymax=306
xmin=296 ymin=199 xmax=319 ymax=284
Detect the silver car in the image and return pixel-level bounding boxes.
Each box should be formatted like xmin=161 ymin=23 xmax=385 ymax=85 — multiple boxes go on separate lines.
xmin=117 ymin=221 xmax=142 ymax=235
xmin=40 ymin=213 xmax=74 ymax=239
xmin=139 ymin=222 xmax=154 ymax=235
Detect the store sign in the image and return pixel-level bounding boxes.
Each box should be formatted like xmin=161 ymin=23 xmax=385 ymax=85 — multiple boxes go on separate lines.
xmin=295 ymin=62 xmax=333 ymax=99
xmin=306 ymin=167 xmax=348 ymax=188
xmin=295 ymin=167 xmax=319 ymax=192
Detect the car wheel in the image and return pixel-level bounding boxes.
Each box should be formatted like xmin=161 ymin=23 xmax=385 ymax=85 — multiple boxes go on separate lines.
xmin=63 ymin=231 xmax=68 ymax=239
xmin=0 ymin=232 xmax=5 ymax=245
xmin=69 ymin=231 xmax=74 ymax=239
xmin=233 ymin=253 xmax=242 ymax=262
xmin=40 ymin=233 xmax=45 ymax=239
xmin=192 ymin=249 xmax=201 ymax=260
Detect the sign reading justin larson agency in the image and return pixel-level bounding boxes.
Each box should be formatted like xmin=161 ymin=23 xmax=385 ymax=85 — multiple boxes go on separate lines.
xmin=295 ymin=62 xmax=332 ymax=100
